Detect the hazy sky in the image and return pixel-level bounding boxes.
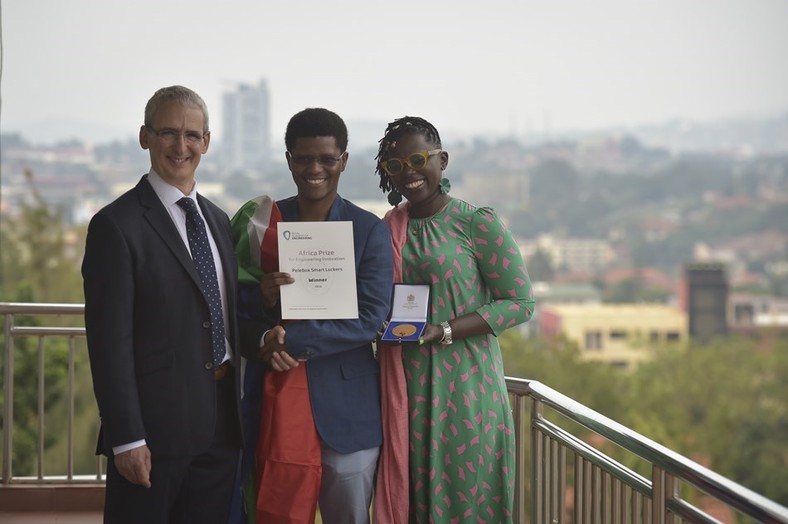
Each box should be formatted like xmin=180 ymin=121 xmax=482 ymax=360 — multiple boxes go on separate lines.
xmin=2 ymin=0 xmax=787 ymax=146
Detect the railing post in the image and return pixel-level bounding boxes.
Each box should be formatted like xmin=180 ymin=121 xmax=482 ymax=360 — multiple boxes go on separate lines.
xmin=664 ymin=474 xmax=677 ymax=524
xmin=3 ymin=312 xmax=14 ymax=484
xmin=531 ymin=397 xmax=544 ymax=524
xmin=67 ymin=337 xmax=76 ymax=480
xmin=574 ymin=454 xmax=584 ymax=523
xmin=37 ymin=337 xmax=46 ymax=480
xmin=652 ymin=465 xmax=666 ymax=524
xmin=510 ymin=392 xmax=525 ymax=523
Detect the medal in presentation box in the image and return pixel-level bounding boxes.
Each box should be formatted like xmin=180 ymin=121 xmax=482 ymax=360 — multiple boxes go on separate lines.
xmin=381 ymin=284 xmax=431 ymax=343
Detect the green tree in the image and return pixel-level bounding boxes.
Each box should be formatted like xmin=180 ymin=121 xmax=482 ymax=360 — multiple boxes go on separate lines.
xmin=1 ymin=170 xmax=85 ymax=302
xmin=1 ymin=169 xmax=87 ymax=475
xmin=767 ymin=268 xmax=788 ymax=298
xmin=501 ymin=331 xmax=628 ymax=421
xmin=525 ymin=249 xmax=555 ymax=282
xmin=501 ymin=328 xmax=788 ymax=505
xmin=626 ymin=337 xmax=788 ymax=504
xmin=602 ymin=277 xmax=642 ymax=302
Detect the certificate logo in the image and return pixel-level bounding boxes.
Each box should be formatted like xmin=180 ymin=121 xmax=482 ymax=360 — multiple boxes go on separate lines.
xmin=281 ymin=230 xmax=313 ymax=241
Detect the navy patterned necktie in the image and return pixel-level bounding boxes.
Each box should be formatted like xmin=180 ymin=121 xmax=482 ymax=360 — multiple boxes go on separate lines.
xmin=177 ymin=197 xmax=226 ymax=368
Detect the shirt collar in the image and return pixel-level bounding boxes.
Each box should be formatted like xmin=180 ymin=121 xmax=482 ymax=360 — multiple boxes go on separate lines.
xmin=147 ymin=169 xmax=198 ymax=207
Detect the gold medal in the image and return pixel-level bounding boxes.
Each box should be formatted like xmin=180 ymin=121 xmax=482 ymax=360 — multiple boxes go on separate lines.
xmin=391 ymin=323 xmax=417 ymax=337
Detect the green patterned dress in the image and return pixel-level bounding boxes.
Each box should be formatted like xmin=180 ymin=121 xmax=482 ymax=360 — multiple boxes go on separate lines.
xmin=399 ymin=198 xmax=534 ymax=523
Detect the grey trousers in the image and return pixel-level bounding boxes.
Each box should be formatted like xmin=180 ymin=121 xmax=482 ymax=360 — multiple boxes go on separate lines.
xmin=318 ymin=443 xmax=380 ymax=524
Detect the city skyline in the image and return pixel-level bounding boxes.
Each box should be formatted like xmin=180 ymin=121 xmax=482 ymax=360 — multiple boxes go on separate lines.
xmin=2 ymin=0 xmax=788 ymax=146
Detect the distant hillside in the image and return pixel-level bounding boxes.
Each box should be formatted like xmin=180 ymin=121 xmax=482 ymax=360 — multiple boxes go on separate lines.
xmin=624 ymin=114 xmax=788 ymax=155
xmin=1 ymin=118 xmax=131 ymax=146
xmin=4 ymin=113 xmax=788 ymax=155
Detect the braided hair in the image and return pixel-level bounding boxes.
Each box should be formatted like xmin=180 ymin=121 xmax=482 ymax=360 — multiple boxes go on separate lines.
xmin=375 ymin=116 xmax=442 ymax=195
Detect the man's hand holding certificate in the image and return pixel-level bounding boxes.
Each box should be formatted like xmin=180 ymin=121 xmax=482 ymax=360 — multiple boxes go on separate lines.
xmin=277 ymin=221 xmax=358 ymax=319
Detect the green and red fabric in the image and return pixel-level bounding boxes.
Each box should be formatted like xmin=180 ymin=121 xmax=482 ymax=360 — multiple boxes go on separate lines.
xmin=233 ymin=195 xmax=282 ymax=281
xmin=230 ymin=196 xmax=322 ymax=524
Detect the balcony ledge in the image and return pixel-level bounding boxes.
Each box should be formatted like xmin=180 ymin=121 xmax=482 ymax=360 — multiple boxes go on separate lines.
xmin=0 ymin=484 xmax=104 ymax=512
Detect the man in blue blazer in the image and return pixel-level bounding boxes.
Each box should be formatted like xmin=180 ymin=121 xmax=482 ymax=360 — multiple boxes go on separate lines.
xmin=237 ymin=108 xmax=393 ymax=523
xmin=83 ymin=85 xmax=242 ymax=523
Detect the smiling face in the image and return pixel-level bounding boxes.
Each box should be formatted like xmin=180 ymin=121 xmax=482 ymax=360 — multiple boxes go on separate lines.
xmin=385 ymin=131 xmax=449 ymax=213
xmin=139 ymin=100 xmax=210 ymax=194
xmin=286 ymin=136 xmax=347 ymax=209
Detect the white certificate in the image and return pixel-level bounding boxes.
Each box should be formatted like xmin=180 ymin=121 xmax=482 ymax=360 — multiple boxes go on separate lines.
xmin=277 ymin=221 xmax=358 ymax=319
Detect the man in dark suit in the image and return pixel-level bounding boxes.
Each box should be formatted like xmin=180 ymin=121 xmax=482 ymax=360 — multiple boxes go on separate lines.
xmin=83 ymin=85 xmax=242 ymax=523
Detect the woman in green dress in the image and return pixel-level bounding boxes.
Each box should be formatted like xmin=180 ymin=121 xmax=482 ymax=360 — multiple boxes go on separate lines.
xmin=373 ymin=116 xmax=535 ymax=524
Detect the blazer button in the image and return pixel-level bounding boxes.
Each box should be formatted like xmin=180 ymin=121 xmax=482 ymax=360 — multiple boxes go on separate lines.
xmin=204 ymin=362 xmax=214 ymax=370
xmin=203 ymin=321 xmax=211 ymax=328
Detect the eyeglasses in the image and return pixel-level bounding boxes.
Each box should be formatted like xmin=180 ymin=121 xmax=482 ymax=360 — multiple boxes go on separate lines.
xmin=146 ymin=126 xmax=207 ymax=145
xmin=287 ymin=152 xmax=345 ymax=168
xmin=381 ymin=149 xmax=442 ymax=176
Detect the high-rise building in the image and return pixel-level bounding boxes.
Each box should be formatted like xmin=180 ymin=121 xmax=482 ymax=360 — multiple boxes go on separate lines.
xmin=222 ymin=79 xmax=270 ymax=173
xmin=679 ymin=262 xmax=729 ymax=341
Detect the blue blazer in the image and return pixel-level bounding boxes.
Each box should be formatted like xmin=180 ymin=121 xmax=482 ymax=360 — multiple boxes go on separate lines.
xmin=238 ymin=195 xmax=393 ymax=453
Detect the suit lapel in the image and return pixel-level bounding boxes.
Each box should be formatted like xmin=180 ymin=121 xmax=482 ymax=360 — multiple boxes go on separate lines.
xmin=136 ymin=176 xmax=203 ymax=291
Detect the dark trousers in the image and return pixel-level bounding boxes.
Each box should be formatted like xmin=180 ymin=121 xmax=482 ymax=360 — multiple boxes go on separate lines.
xmin=104 ymin=370 xmax=240 ymax=524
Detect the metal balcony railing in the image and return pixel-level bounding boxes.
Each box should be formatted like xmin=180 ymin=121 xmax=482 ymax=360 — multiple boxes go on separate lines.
xmin=2 ymin=302 xmax=787 ymax=523
xmin=2 ymin=302 xmax=103 ymax=485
